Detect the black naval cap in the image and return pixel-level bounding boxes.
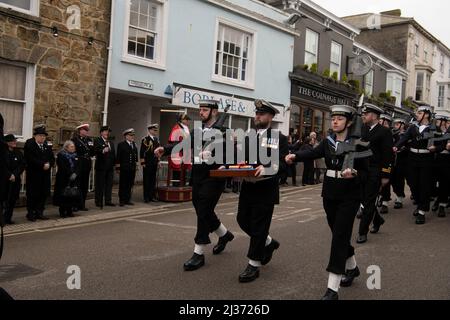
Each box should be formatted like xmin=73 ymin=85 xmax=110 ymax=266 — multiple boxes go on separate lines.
xmin=100 ymin=125 xmax=111 ymax=132
xmin=330 ymin=105 xmax=357 ymax=118
xmin=362 ymin=103 xmax=384 ymax=115
xmin=199 ymin=99 xmax=220 ymax=109
xmin=33 ymin=124 xmax=48 ymax=136
xmin=254 ymin=99 xmax=279 ymax=115
xmin=4 ymin=134 xmax=17 ymax=142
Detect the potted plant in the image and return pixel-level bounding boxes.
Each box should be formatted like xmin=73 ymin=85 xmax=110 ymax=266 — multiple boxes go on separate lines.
xmin=322 ymin=69 xmax=331 ymax=78
xmin=331 ymin=72 xmax=339 ymax=82
xmin=310 ymin=63 xmax=318 ymax=74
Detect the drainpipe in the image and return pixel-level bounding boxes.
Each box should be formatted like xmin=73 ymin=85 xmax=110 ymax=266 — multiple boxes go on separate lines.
xmin=102 ymin=0 xmax=115 ymax=125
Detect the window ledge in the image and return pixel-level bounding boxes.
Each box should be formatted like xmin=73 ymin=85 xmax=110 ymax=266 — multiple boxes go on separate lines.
xmin=211 ymin=75 xmax=255 ymax=90
xmin=121 ymin=55 xmax=166 ymax=71
xmin=0 ymin=6 xmax=40 ymax=21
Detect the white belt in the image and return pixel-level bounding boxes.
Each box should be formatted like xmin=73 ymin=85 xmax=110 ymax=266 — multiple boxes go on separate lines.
xmin=410 ymin=148 xmax=431 ymax=154
xmin=326 ymin=170 xmax=344 ymax=179
xmin=441 ymin=150 xmax=450 ymax=154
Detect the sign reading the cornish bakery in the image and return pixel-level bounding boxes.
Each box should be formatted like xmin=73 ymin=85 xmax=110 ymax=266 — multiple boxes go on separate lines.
xmin=295 ymin=85 xmax=352 ymax=106
xmin=172 ymin=86 xmax=284 ymax=122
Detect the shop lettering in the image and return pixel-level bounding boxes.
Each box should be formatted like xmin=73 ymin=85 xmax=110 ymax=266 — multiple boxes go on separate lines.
xmin=298 ymin=86 xmax=348 ymax=105
xmin=183 ymin=91 xmax=246 ymax=113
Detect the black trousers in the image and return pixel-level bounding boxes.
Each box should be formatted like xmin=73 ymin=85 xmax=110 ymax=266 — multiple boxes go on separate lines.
xmin=3 ymin=181 xmax=21 ymax=222
xmin=407 ymin=153 xmax=433 ymax=212
xmin=380 ymin=183 xmax=391 ymax=203
xmin=95 ymin=168 xmax=113 ymax=205
xmin=436 ymin=156 xmax=450 ymax=204
xmin=78 ymin=158 xmax=92 ymax=208
xmin=119 ymin=169 xmax=136 ymax=204
xmin=392 ymin=162 xmax=406 ymax=198
xmin=143 ymin=165 xmax=158 ymax=201
xmin=237 ymin=197 xmax=274 ymax=262
xmin=26 ymin=174 xmax=51 ymax=216
xmin=359 ymin=169 xmax=384 ymax=236
xmin=323 ymin=198 xmax=359 ymax=275
xmin=302 ymin=161 xmax=314 ymax=185
xmin=191 ymin=180 xmax=225 ymax=245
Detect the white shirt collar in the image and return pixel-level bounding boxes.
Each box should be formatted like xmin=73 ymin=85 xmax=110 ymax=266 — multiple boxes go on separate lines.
xmin=370 ymin=123 xmax=378 ymax=131
xmin=257 ymin=128 xmax=269 ymax=136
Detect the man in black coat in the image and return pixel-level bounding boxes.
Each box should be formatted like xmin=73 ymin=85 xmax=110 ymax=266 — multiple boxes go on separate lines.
xmin=3 ymin=134 xmax=25 ymax=225
xmin=140 ymin=124 xmax=160 ymax=203
xmin=391 ymin=118 xmax=408 ymax=209
xmin=357 ymin=104 xmax=394 ymax=244
xmin=94 ymin=126 xmax=116 ymax=208
xmin=24 ymin=125 xmax=55 ymax=221
xmin=72 ymin=124 xmax=95 ymax=211
xmin=116 ymin=128 xmax=139 ymax=206
xmin=0 ymin=113 xmax=7 ymax=227
xmin=235 ymin=100 xmax=289 ymax=283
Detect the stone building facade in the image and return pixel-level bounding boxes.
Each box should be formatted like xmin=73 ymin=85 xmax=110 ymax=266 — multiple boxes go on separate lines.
xmin=0 ymin=0 xmax=110 ymax=144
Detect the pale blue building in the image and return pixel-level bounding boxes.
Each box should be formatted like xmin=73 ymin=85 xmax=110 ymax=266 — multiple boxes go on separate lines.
xmin=106 ymin=0 xmax=296 ymax=141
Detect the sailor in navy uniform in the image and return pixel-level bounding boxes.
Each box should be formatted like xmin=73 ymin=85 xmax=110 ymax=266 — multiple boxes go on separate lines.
xmin=395 ymin=105 xmax=436 ymax=224
xmin=286 ymin=105 xmax=369 ymax=300
xmin=24 ymin=125 xmax=55 ymax=221
xmin=357 ymin=104 xmax=394 ymax=244
xmin=378 ymin=114 xmax=393 ymax=214
xmin=116 ymin=129 xmax=139 ymax=206
xmin=140 ymin=124 xmax=160 ymax=203
xmin=154 ymin=99 xmax=234 ymax=272
xmin=235 ymin=100 xmax=289 ymax=283
xmin=429 ymin=114 xmax=450 ymax=217
xmin=72 ymin=124 xmax=95 ymax=211
xmin=94 ymin=126 xmax=116 ymax=208
xmin=391 ymin=118 xmax=408 ymax=209
xmin=3 ymin=134 xmax=25 ymax=225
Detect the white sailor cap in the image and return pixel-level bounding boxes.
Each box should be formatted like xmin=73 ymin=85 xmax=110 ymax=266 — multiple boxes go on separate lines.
xmin=380 ymin=114 xmax=393 ymax=122
xmin=198 ymin=99 xmax=220 ymax=109
xmin=362 ymin=103 xmax=384 ymax=115
xmin=254 ymin=99 xmax=280 ymax=115
xmin=123 ymin=128 xmax=135 ymax=136
xmin=76 ymin=123 xmax=90 ymax=131
xmin=147 ymin=123 xmax=159 ymax=130
xmin=393 ymin=118 xmax=407 ymax=124
xmin=434 ymin=114 xmax=449 ymax=121
xmin=330 ymin=105 xmax=357 ymax=117
xmin=417 ymin=105 xmax=432 ymax=113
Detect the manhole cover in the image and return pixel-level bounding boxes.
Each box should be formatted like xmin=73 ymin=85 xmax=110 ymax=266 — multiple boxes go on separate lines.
xmin=0 ymin=263 xmax=43 ymax=282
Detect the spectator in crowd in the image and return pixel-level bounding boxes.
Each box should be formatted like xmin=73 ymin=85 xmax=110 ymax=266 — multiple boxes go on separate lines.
xmin=300 ymin=136 xmax=315 ymax=186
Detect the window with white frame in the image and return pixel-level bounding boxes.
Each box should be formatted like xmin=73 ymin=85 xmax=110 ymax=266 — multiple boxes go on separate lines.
xmin=330 ymin=41 xmax=342 ymax=79
xmin=386 ymin=72 xmax=403 ymax=107
xmin=0 ymin=0 xmax=39 ymax=16
xmin=438 ymin=85 xmax=445 ymax=108
xmin=304 ymin=29 xmax=319 ymax=66
xmin=125 ymin=0 xmax=166 ymax=67
xmin=364 ymin=70 xmax=374 ymax=96
xmin=214 ymin=22 xmax=254 ymax=86
xmin=416 ymin=72 xmax=424 ymax=101
xmin=0 ymin=60 xmax=34 ymax=138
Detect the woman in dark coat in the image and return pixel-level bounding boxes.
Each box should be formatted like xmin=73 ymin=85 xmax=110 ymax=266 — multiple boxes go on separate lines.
xmin=300 ymin=137 xmax=315 ymax=186
xmin=53 ymin=140 xmax=80 ymax=218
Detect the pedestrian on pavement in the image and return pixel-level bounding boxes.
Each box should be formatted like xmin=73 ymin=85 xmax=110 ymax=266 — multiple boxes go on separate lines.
xmin=53 ymin=141 xmax=80 ymax=218
xmin=72 ymin=124 xmax=95 ymax=212
xmin=3 ymin=134 xmax=25 ymax=225
xmin=141 ymin=124 xmax=161 ymax=203
xmin=357 ymin=105 xmax=393 ymax=244
xmin=94 ymin=126 xmax=116 ymax=209
xmin=286 ymin=105 xmax=369 ymax=300
xmin=394 ymin=106 xmax=436 ymax=224
xmin=24 ymin=125 xmax=55 ymax=221
xmin=154 ymin=99 xmax=234 ymax=272
xmin=234 ymin=99 xmax=289 ymax=283
xmin=116 ymin=129 xmax=139 ymax=207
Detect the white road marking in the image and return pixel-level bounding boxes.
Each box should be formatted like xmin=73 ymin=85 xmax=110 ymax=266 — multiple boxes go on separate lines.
xmin=126 ymin=219 xmax=197 ymax=230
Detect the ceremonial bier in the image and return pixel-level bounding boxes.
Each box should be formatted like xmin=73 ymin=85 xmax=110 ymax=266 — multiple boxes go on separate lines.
xmin=210 ymin=165 xmax=257 ymax=178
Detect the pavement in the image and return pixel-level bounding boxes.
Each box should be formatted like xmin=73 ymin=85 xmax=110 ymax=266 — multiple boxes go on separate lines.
xmin=1 ymin=184 xmax=450 ymax=300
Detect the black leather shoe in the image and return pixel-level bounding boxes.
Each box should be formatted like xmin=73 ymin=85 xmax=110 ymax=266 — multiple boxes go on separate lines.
xmin=262 ymin=239 xmax=280 ymax=265
xmin=321 ymin=288 xmax=339 ymax=300
xmin=380 ymin=205 xmax=389 ymax=214
xmin=213 ymin=231 xmax=234 ymax=255
xmin=438 ymin=207 xmax=446 ymax=218
xmin=125 ymin=202 xmax=134 ymax=206
xmin=341 ymin=266 xmax=360 ymax=287
xmin=432 ymin=201 xmax=439 ymax=212
xmin=79 ymin=207 xmax=89 ymax=212
xmin=356 ymin=234 xmax=367 ymax=244
xmin=394 ymin=202 xmax=403 ymax=209
xmin=413 ymin=208 xmax=419 ymax=217
xmin=36 ymin=215 xmax=49 ymax=220
xmin=119 ymin=203 xmax=125 ymax=207
xmin=105 ymin=203 xmax=116 ymax=207
xmin=26 ymin=214 xmax=36 ymax=222
xmin=144 ymin=199 xmax=150 ymax=203
xmin=183 ymin=253 xmax=205 ymax=271
xmin=370 ymin=217 xmax=385 ymax=234
xmin=238 ymin=264 xmax=260 ymax=283
xmin=416 ymin=214 xmax=425 ymax=225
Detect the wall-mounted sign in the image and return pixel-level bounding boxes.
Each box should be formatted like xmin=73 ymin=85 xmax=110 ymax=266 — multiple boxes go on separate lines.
xmin=172 ymin=86 xmax=285 ymax=122
xmin=292 ymin=83 xmax=354 ymax=107
xmin=128 ymin=80 xmax=153 ymax=90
